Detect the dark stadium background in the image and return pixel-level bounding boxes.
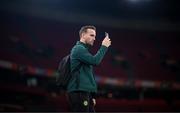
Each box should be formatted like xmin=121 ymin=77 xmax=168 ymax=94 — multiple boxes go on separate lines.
xmin=0 ymin=0 xmax=180 ymax=112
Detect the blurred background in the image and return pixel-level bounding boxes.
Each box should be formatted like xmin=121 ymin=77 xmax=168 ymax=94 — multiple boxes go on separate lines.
xmin=0 ymin=0 xmax=180 ymax=112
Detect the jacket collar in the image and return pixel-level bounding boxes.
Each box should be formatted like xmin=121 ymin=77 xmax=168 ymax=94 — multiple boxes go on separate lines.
xmin=76 ymin=41 xmax=90 ymax=49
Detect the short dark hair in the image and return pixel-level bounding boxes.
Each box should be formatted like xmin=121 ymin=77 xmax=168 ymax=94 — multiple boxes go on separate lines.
xmin=79 ymin=25 xmax=96 ymax=37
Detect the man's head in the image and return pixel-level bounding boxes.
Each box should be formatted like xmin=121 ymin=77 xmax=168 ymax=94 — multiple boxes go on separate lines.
xmin=79 ymin=25 xmax=96 ymax=46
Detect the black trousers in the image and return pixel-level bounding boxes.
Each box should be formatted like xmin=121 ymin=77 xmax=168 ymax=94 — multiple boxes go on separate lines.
xmin=67 ymin=91 xmax=95 ymax=112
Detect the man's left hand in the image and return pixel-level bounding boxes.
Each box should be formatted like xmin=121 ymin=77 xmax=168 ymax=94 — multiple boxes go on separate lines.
xmin=92 ymin=98 xmax=96 ymax=106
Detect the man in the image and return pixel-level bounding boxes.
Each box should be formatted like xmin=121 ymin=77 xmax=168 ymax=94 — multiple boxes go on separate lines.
xmin=67 ymin=25 xmax=111 ymax=112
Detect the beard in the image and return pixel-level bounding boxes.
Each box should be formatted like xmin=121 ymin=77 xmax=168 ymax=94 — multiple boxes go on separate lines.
xmin=90 ymin=41 xmax=94 ymax=46
xmin=86 ymin=40 xmax=94 ymax=46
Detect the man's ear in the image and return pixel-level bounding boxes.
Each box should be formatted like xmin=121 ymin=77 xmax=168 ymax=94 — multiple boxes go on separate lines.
xmin=81 ymin=33 xmax=86 ymax=39
xmin=81 ymin=32 xmax=85 ymax=37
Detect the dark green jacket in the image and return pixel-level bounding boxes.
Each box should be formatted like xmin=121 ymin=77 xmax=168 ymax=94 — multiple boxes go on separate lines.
xmin=67 ymin=41 xmax=108 ymax=93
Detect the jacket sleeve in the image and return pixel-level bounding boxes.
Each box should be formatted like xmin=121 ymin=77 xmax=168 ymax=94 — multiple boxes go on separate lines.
xmin=74 ymin=45 xmax=108 ymax=66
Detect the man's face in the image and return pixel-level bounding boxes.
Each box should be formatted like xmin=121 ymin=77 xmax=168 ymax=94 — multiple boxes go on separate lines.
xmin=82 ymin=29 xmax=96 ymax=46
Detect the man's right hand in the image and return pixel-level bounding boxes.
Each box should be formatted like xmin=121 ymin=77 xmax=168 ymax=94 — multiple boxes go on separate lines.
xmin=102 ymin=36 xmax=111 ymax=47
